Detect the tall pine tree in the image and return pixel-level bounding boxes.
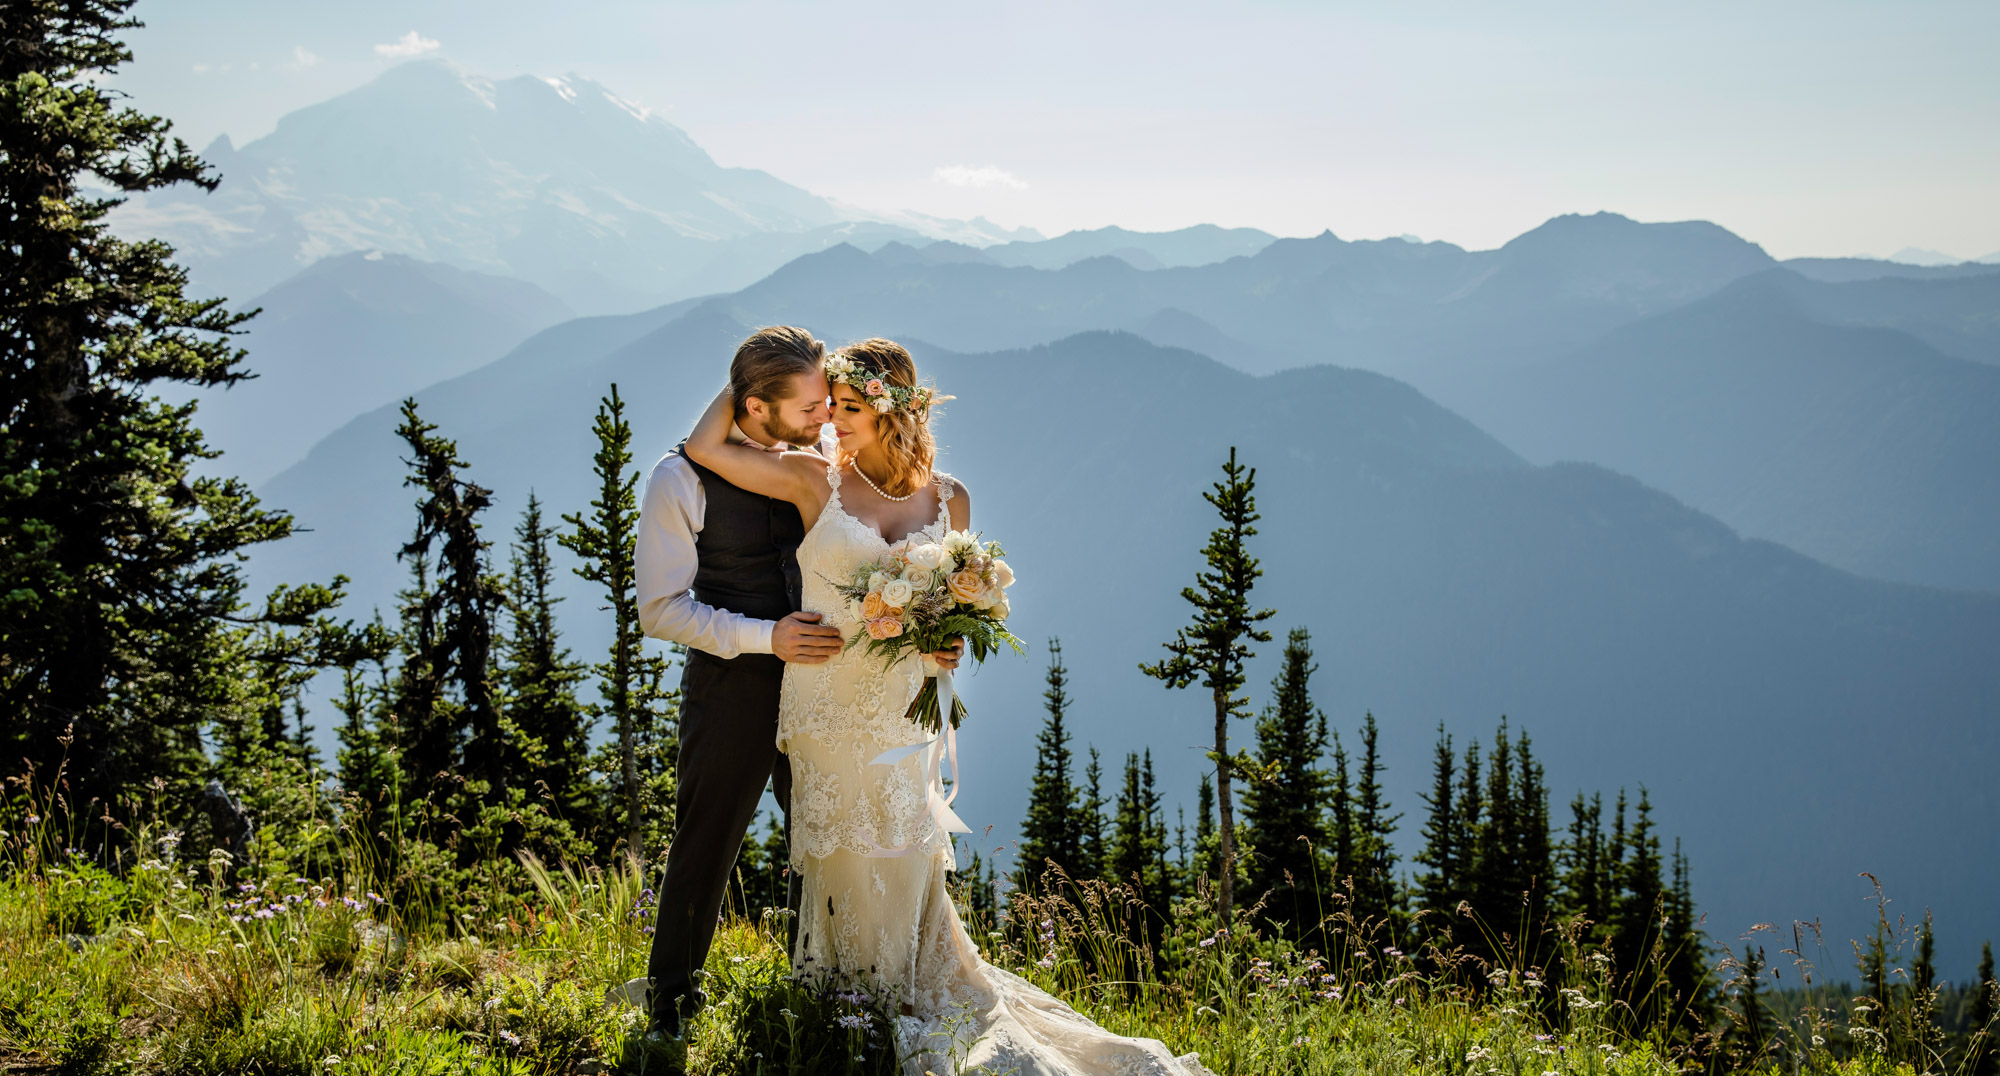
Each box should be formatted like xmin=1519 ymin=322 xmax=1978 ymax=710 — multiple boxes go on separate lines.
xmin=1140 ymin=447 xmax=1274 ymax=925
xmin=501 ymin=495 xmax=596 ymax=839
xmin=1243 ymin=628 xmax=1332 ymax=942
xmin=1415 ymin=725 xmax=1465 ymax=928
xmin=1019 ymin=638 xmax=1085 ymax=888
xmin=560 ymin=385 xmax=673 ymax=861
xmin=1352 ymin=713 xmax=1402 ymax=928
xmin=1 ymin=0 xmax=352 ymax=829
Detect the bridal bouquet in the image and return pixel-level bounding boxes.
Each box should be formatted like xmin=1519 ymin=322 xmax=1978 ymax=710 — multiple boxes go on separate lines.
xmin=834 ymin=530 xmax=1024 ymax=733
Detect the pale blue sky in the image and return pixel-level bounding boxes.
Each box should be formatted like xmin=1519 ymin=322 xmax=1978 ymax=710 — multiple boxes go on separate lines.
xmin=111 ymin=0 xmax=2000 ymax=259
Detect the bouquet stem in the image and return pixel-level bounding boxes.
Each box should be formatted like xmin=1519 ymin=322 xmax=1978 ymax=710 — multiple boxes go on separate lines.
xmin=904 ymin=677 xmax=969 ymax=734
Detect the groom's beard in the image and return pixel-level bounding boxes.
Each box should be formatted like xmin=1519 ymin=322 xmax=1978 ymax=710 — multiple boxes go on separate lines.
xmin=753 ymin=416 xmax=824 ymax=450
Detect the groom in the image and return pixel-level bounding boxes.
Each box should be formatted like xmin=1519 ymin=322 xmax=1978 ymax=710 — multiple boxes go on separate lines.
xmin=635 ymin=325 xmax=844 ymax=1036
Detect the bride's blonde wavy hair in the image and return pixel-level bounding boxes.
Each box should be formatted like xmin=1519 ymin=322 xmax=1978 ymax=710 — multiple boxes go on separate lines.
xmin=833 ymin=338 xmax=939 ymax=497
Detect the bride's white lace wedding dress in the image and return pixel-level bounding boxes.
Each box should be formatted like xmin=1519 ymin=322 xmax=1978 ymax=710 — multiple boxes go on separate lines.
xmin=778 ymin=462 xmax=1211 ymax=1076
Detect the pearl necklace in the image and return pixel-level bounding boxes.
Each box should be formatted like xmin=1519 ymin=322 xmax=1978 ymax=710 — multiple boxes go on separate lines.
xmin=852 ymin=462 xmax=917 ymax=502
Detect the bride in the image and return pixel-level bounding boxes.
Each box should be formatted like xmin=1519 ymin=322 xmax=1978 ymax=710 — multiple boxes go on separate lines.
xmin=684 ymin=338 xmax=1210 ymax=1075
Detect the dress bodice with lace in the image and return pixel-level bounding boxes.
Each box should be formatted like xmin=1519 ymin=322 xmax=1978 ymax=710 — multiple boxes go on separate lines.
xmin=777 ymin=461 xmax=1212 ymax=1076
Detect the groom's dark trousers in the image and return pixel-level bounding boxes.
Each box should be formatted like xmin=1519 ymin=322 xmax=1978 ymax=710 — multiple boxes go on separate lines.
xmin=646 ymin=449 xmax=805 ymax=1033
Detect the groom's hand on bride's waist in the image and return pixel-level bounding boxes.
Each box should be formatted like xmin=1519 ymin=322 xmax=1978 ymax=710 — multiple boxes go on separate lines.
xmin=774 ymin=611 xmax=843 ymax=664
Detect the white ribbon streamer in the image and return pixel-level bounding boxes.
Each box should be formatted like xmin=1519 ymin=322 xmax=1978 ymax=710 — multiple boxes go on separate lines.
xmin=863 ymin=667 xmax=971 ymax=860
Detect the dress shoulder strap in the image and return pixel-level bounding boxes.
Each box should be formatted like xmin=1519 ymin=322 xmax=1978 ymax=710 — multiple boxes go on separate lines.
xmin=932 ymin=471 xmax=954 ymax=529
xmin=824 ymin=458 xmax=844 ymax=509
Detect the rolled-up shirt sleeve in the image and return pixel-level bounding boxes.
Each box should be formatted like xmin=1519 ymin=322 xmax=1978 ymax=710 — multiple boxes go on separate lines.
xmin=635 ymin=452 xmax=776 ymax=659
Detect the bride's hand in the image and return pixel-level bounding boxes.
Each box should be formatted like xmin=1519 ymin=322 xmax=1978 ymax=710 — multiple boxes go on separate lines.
xmin=926 ymin=637 xmax=965 ymax=672
xmin=684 ymin=386 xmax=823 ymax=510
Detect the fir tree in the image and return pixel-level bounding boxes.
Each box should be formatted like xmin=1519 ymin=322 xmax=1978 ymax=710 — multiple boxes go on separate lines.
xmin=1414 ymin=725 xmax=1462 ymax=923
xmin=1915 ymin=909 xmax=1937 ymax=996
xmin=0 ymin=0 xmax=353 ymax=827
xmin=1615 ymin=787 xmax=1667 ymax=990
xmin=1108 ymin=749 xmax=1171 ymax=942
xmin=1973 ymin=941 xmax=1995 ymax=1076
xmin=1079 ymin=746 xmax=1108 ymax=881
xmin=1731 ymin=944 xmax=1772 ymax=1061
xmin=1243 ymin=628 xmax=1332 ymax=942
xmin=1192 ymin=771 xmax=1217 ymax=885
xmin=395 ymin=401 xmax=506 ymax=814
xmin=1140 ymin=447 xmax=1275 ymax=924
xmin=501 ymin=495 xmax=595 ymax=836
xmin=1328 ymin=728 xmax=1355 ymax=885
xmin=1561 ymin=792 xmax=1607 ymax=928
xmin=1352 ymin=713 xmax=1402 ymax=927
xmin=559 ymin=385 xmax=672 ymax=860
xmin=1019 ymin=638 xmax=1084 ymax=888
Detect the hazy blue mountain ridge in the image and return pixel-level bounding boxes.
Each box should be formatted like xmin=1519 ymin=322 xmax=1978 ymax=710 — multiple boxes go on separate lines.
xmin=248 ymin=310 xmax=2000 ymax=974
xmin=1465 ymin=271 xmax=2000 ymax=591
xmin=188 ymin=251 xmax=572 ymax=483
xmin=980 ymin=224 xmax=1279 ymax=270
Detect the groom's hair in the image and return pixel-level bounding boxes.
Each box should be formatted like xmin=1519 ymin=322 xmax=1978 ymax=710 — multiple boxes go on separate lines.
xmin=730 ymin=326 xmax=825 ymax=418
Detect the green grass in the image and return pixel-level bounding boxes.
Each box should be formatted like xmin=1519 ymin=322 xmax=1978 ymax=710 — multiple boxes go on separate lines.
xmin=0 ymin=816 xmax=1989 ymax=1075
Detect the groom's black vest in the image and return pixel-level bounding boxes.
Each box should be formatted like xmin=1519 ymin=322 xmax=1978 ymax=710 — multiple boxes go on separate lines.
xmin=678 ymin=444 xmax=805 ymax=627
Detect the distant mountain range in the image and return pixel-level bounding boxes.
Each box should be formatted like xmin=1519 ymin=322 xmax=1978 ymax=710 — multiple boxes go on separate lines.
xmin=117 ymin=61 xmax=2000 ymax=976
xmin=110 ymin=60 xmax=1039 ymax=312
xmin=191 ymin=251 xmax=572 ymax=483
xmin=248 ymin=309 xmax=2000 ymax=977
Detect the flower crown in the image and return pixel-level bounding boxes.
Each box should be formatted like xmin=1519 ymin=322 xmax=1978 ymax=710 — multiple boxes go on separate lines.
xmin=824 ymin=352 xmax=953 ymax=416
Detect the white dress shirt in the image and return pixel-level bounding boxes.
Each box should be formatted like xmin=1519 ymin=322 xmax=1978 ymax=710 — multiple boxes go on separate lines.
xmin=635 ymin=425 xmax=835 ymax=659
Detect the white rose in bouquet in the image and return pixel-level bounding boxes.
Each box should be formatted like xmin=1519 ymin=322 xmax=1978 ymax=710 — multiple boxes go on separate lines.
xmin=881 ymin=578 xmax=915 ymax=607
xmin=902 ymin=563 xmax=933 ymax=586
xmin=907 ymin=543 xmax=946 ymax=572
xmin=942 ymin=530 xmax=977 ymax=557
xmin=869 ymin=571 xmax=892 ymax=592
xmin=991 ymin=559 xmax=1015 ymax=589
xmin=847 ymin=598 xmax=867 ymax=621
xmin=972 ymin=588 xmax=998 ymax=611
xmin=993 ymin=596 xmax=1011 ymax=620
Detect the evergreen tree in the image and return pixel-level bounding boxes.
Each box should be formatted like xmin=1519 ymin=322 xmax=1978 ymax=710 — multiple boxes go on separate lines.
xmin=1613 ymin=787 xmax=1670 ymax=1019
xmin=1140 ymin=447 xmax=1276 ymax=924
xmin=1352 ymin=713 xmax=1402 ymax=927
xmin=1414 ymin=725 xmax=1463 ymax=924
xmin=1973 ymin=941 xmax=1995 ymax=1076
xmin=1561 ymin=792 xmax=1607 ymax=927
xmin=1192 ymin=771 xmax=1217 ymax=885
xmin=1243 ymin=628 xmax=1331 ymax=941
xmin=1915 ymin=909 xmax=1937 ymax=996
xmin=1019 ymin=638 xmax=1084 ymax=888
xmin=1731 ymin=944 xmax=1772 ymax=1061
xmin=559 ymin=385 xmax=672 ymax=860
xmin=0 ymin=0 xmax=353 ymax=828
xmin=501 ymin=495 xmax=596 ymax=837
xmin=1108 ymin=749 xmax=1171 ymax=942
xmin=1078 ymin=747 xmax=1107 ymax=881
xmin=1328 ymin=728 xmax=1355 ymax=885
xmin=394 ymin=401 xmax=506 ymax=818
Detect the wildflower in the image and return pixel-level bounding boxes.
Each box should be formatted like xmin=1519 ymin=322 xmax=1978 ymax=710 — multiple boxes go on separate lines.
xmin=255 ymin=908 xmax=276 ymax=920
xmin=1394 ymin=997 xmax=1404 ymax=1006
xmin=484 ymin=998 xmax=502 ymax=1011
xmin=366 ymin=891 xmax=384 ymax=904
xmin=1293 ymin=1036 xmax=1310 ymax=1047
xmin=1199 ymin=937 xmax=1217 ymax=948
xmin=497 ymin=1030 xmax=521 ymax=1048
xmin=1037 ymin=953 xmax=1056 ymax=969
xmin=24 ymin=815 xmax=39 ymax=824
xmin=1535 ymin=1034 xmax=1553 ymax=1042
xmin=1466 ymin=1046 xmax=1492 ymax=1063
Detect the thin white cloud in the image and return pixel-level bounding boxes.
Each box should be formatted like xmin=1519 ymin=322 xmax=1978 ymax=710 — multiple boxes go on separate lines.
xmin=931 ymin=165 xmax=1028 ymax=191
xmin=290 ymin=46 xmax=320 ymax=71
xmin=374 ymin=31 xmax=440 ymax=58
